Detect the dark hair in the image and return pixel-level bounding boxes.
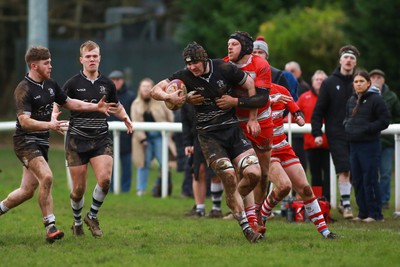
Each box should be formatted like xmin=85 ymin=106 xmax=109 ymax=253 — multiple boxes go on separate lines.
xmin=339 ymin=44 xmax=360 ymax=57
xmin=351 ymin=70 xmax=371 ymax=117
xmin=25 ymin=46 xmax=51 ymax=67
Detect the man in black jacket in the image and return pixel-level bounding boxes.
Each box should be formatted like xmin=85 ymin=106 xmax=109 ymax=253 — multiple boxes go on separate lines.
xmin=311 ymin=45 xmax=360 ymax=219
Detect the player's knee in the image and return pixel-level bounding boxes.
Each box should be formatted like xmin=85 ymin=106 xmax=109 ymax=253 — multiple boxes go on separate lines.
xmin=276 ymin=181 xmax=292 ymax=198
xmin=99 ymin=179 xmax=110 ymax=192
xmin=238 ymin=154 xmax=259 ymax=175
xmin=302 ymin=185 xmax=313 ymax=198
xmin=211 ymin=158 xmax=236 ymax=188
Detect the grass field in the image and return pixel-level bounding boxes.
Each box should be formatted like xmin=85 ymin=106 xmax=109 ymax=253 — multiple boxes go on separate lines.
xmin=0 ymin=144 xmax=399 ymax=267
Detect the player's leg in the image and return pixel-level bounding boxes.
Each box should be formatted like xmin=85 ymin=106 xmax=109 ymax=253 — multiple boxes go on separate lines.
xmin=286 ymin=163 xmax=336 ymax=239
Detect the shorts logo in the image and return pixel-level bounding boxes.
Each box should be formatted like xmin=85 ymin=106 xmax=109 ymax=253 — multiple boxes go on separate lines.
xmin=336 ymin=85 xmax=340 ymax=90
xmin=217 ymin=80 xmax=225 ymax=88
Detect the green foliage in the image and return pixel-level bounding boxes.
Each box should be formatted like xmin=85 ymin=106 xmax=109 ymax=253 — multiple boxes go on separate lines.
xmin=258 ymin=5 xmax=346 ymax=81
xmin=341 ymin=0 xmax=400 ymax=92
xmin=0 ymin=145 xmax=399 ymax=267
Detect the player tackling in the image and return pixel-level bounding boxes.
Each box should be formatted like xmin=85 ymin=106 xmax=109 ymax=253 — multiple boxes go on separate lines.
xmin=151 ymin=42 xmax=269 ymax=243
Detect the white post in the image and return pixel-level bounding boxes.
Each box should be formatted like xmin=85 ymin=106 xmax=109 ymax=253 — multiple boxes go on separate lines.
xmin=113 ymin=130 xmax=121 ymax=194
xmin=330 ymin=154 xmax=337 ymax=209
xmin=394 ymin=134 xmax=400 ymax=217
xmin=161 ymin=130 xmax=169 ymax=198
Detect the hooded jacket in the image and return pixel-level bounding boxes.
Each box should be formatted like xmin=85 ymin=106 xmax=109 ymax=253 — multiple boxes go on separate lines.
xmin=311 ymin=66 xmax=354 ymax=140
xmin=344 ymin=86 xmax=390 ymax=142
xmin=380 ymin=84 xmax=400 ymax=148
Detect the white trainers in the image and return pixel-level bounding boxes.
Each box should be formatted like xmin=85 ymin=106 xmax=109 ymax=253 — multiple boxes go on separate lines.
xmin=343 ymin=207 xmax=353 ymax=219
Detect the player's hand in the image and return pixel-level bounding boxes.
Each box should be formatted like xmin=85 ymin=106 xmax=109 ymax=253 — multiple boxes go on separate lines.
xmin=294 ymin=115 xmax=305 ymax=126
xmin=314 ymin=136 xmax=323 ymax=147
xmin=97 ymin=96 xmax=113 ymax=116
xmin=246 ymin=119 xmax=260 ymax=137
xmin=186 ymin=91 xmax=204 ymax=105
xmin=167 ymin=89 xmax=186 ymax=106
xmin=49 ymin=111 xmax=69 ymax=134
xmin=216 ymin=95 xmax=238 ymax=109
xmin=270 ymin=94 xmax=292 ymax=104
xmin=184 ymin=146 xmax=194 ymax=156
xmin=123 ymin=117 xmax=134 ymax=134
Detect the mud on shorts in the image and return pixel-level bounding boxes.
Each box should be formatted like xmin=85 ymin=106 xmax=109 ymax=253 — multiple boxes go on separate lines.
xmin=192 ymin=137 xmax=216 ymax=180
xmin=13 ymin=135 xmax=49 ymax=168
xmin=65 ymin=134 xmax=113 ymax=166
xmin=197 ymin=125 xmax=253 ymax=167
xmin=271 ymin=144 xmax=300 ymax=168
xmin=240 ymin=118 xmax=273 ymax=151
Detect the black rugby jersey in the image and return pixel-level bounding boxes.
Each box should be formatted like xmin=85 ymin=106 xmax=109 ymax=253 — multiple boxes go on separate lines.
xmin=14 ymin=75 xmax=68 ymax=145
xmin=169 ymin=59 xmax=247 ymax=132
xmin=63 ymin=71 xmax=118 ymax=140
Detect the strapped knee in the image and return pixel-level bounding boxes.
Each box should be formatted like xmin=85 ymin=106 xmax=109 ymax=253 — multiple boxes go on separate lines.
xmin=238 ymin=154 xmax=259 ymax=174
xmin=211 ymin=158 xmax=234 ymax=175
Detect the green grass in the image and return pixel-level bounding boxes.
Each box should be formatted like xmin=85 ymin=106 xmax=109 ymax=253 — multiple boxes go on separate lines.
xmin=0 ymin=144 xmax=399 ymax=267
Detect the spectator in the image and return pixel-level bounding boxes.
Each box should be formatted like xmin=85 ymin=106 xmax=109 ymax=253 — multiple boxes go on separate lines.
xmin=369 ymin=69 xmax=400 ymax=209
xmin=108 ymin=70 xmax=135 ymax=193
xmin=344 ymin=70 xmax=389 ymax=222
xmin=130 ymin=78 xmax=176 ymax=197
xmin=285 ymin=61 xmax=311 ymax=97
xmin=297 ymin=70 xmax=330 ymax=200
xmin=311 ymin=44 xmax=360 ymax=219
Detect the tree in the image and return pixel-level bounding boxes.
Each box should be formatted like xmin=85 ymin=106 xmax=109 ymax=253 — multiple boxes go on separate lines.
xmin=342 ymin=1 xmax=400 ymax=92
xmin=257 ymin=5 xmax=346 ymax=81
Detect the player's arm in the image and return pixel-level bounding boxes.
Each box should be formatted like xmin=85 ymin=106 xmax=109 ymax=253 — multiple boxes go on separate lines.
xmin=287 ymin=100 xmax=305 ymax=126
xmin=62 ymin=96 xmax=114 ymax=116
xmin=18 ymin=112 xmax=67 ymax=132
xmin=150 ymin=79 xmax=186 ymax=106
xmin=216 ymin=75 xmax=269 ymax=109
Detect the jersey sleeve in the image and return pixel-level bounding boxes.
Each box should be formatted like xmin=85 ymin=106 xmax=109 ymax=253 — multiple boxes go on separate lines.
xmin=53 ymin=80 xmax=68 ymax=106
xmin=14 ymin=80 xmax=31 ymax=116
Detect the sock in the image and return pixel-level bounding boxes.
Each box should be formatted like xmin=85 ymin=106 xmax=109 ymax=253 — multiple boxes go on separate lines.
xmin=43 ymin=214 xmax=56 ymax=232
xmin=210 ymin=182 xmax=223 ymax=210
xmin=261 ymin=192 xmax=280 ymax=220
xmin=339 ymin=182 xmax=352 ymax=208
xmin=0 ymin=201 xmax=9 ymax=215
xmin=89 ymin=184 xmax=108 ymax=219
xmin=71 ymin=197 xmax=84 ymax=226
xmin=234 ymin=211 xmax=251 ymax=232
xmin=304 ymin=197 xmax=330 ymax=236
xmin=245 ymin=205 xmax=257 ymax=225
xmin=196 ymin=204 xmax=205 ymax=213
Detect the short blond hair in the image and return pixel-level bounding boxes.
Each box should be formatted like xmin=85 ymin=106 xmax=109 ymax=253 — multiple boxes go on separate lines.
xmin=80 ymin=40 xmax=100 ymax=56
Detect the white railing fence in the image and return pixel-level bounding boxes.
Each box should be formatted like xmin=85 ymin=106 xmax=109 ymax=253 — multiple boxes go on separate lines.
xmin=1 ymin=121 xmax=399 ymax=216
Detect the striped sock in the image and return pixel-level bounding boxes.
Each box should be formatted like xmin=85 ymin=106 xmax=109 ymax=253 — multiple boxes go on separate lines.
xmin=339 ymin=182 xmax=352 ymax=208
xmin=89 ymin=184 xmax=108 ymax=219
xmin=211 ymin=182 xmax=223 ymax=210
xmin=43 ymin=214 xmax=56 ymax=232
xmin=234 ymin=211 xmax=251 ymax=232
xmin=71 ymin=197 xmax=84 ymax=226
xmin=245 ymin=205 xmax=257 ymax=225
xmin=261 ymin=192 xmax=280 ymax=220
xmin=304 ymin=197 xmax=330 ymax=236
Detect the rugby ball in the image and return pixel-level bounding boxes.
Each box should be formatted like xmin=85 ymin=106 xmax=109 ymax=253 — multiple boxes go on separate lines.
xmin=164 ymin=79 xmax=187 ymax=110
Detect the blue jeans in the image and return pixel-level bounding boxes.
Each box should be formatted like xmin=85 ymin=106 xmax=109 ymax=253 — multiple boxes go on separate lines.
xmin=136 ymin=132 xmax=163 ymax=192
xmin=349 ymin=140 xmax=383 ymax=220
xmin=110 ymin=152 xmax=132 ymax=193
xmin=379 ymin=147 xmax=393 ymax=205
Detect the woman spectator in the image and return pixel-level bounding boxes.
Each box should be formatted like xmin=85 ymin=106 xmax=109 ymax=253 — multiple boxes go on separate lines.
xmin=344 ymin=70 xmax=389 ymax=222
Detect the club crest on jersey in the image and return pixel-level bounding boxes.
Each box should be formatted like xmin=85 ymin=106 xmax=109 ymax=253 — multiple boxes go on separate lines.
xmin=48 ymin=87 xmax=55 ymax=97
xmin=217 ymin=80 xmax=225 ymax=88
xmin=99 ymin=86 xmax=107 ymax=94
xmin=336 ymin=85 xmax=340 ymax=90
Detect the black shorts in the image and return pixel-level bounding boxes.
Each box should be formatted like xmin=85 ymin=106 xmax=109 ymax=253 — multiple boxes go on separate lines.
xmin=13 ymin=135 xmax=49 ymax=167
xmin=192 ymin=137 xmax=215 ymax=180
xmin=198 ymin=125 xmax=253 ymax=166
xmin=328 ymin=137 xmax=350 ymax=174
xmin=65 ymin=134 xmax=113 ymax=166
